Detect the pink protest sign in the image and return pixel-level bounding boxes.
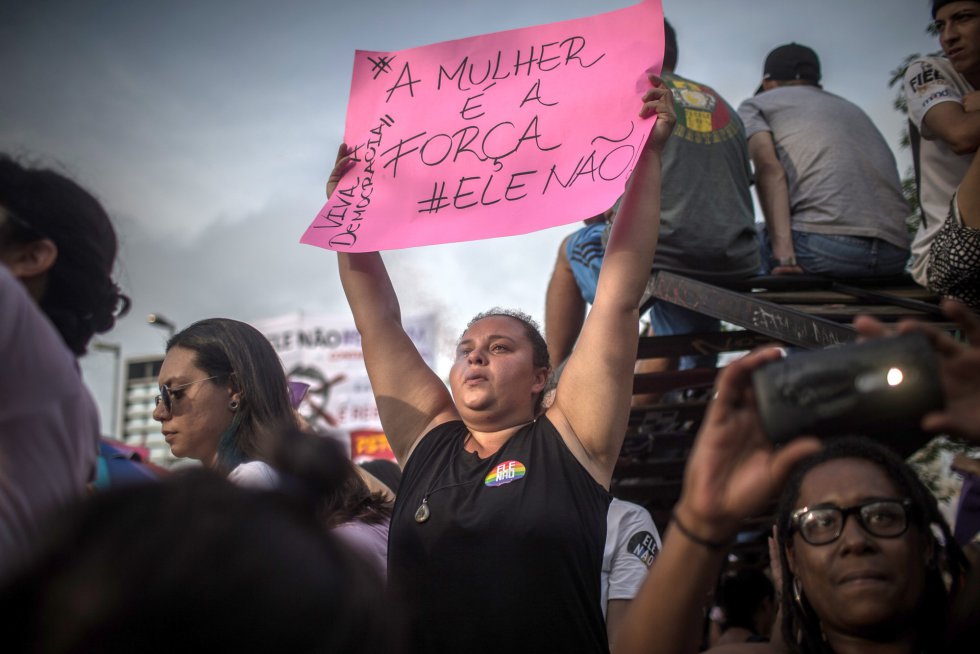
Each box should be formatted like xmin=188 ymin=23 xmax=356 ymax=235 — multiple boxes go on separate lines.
xmin=302 ymin=0 xmax=664 ymax=252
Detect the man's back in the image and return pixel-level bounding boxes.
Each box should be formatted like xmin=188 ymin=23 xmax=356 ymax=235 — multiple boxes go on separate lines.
xmin=738 ymin=85 xmax=910 ymax=250
xmin=655 ymin=72 xmax=760 ymax=280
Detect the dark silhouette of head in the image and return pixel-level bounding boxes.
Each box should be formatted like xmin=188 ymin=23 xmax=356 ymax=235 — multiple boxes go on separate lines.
xmin=0 ymin=154 xmax=129 ymax=355
xmin=716 ymin=568 xmax=775 ymax=636
xmin=0 ymin=469 xmax=399 ymax=653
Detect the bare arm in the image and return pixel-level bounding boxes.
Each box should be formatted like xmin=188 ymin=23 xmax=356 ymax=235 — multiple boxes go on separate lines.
xmin=547 ymin=77 xmax=676 ymax=486
xmin=747 ymin=132 xmax=802 ymax=275
xmin=329 ymin=146 xmax=457 ymax=465
xmin=956 ymin=151 xmax=980 ymax=228
xmin=921 ymin=94 xmax=980 ymax=155
xmin=606 ymin=599 xmax=631 ymax=653
xmin=616 ymin=349 xmax=821 ymax=654
xmin=544 ymin=235 xmax=586 ymax=368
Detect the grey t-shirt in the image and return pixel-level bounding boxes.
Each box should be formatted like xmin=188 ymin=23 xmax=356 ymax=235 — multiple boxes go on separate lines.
xmin=654 ymin=73 xmax=760 ymax=280
xmin=738 ymin=85 xmax=911 ymax=250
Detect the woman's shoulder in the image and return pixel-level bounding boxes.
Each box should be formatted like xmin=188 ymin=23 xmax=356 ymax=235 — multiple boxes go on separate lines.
xmin=334 ymin=516 xmax=390 ymax=543
xmin=411 ymin=419 xmax=468 ymax=455
xmin=399 ymin=419 xmax=468 ymax=474
xmin=227 ymin=460 xmax=280 ymax=490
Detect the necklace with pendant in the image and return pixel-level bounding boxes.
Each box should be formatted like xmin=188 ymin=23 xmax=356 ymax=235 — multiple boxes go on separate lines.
xmin=414 ymin=431 xmax=484 ymax=524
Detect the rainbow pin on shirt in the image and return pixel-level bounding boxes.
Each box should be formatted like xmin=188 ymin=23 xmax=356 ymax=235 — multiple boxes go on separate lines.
xmin=485 ymin=460 xmax=526 ymax=487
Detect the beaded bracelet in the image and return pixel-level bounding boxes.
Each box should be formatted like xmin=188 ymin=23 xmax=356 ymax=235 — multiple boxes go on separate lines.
xmin=670 ymin=508 xmax=731 ymax=551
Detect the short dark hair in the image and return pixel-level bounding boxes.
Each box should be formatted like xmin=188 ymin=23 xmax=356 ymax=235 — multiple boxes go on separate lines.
xmin=774 ymin=437 xmax=967 ymax=654
xmin=663 ymin=20 xmax=678 ymax=72
xmin=0 ymin=155 xmax=129 ymax=355
xmin=167 ymin=318 xmax=295 ymax=473
xmin=465 ymin=308 xmax=551 ymax=414
xmin=932 ymin=0 xmax=980 ymax=18
xmin=0 ymin=470 xmax=398 ymax=652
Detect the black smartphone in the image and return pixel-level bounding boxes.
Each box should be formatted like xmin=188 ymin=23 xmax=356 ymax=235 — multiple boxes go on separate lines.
xmin=752 ymin=332 xmax=945 ymax=456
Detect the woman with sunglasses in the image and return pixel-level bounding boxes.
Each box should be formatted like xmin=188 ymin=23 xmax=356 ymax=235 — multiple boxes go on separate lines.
xmin=152 ymin=319 xmax=395 ymax=579
xmin=151 ymin=318 xmax=297 ymax=485
xmin=0 ymin=155 xmax=129 ymax=571
xmin=616 ymin=348 xmax=969 ymax=654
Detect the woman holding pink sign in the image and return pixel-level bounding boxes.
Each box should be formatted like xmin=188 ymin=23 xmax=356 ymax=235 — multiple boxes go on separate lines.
xmin=331 ymin=75 xmax=675 ymax=653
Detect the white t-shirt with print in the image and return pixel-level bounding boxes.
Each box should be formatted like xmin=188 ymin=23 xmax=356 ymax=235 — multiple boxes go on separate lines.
xmin=904 ymin=55 xmax=976 ymax=285
xmin=600 ymin=498 xmax=661 ymax=617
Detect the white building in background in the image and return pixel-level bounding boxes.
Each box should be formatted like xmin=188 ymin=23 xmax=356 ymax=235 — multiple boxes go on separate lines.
xmin=120 ymin=355 xmax=176 ymax=467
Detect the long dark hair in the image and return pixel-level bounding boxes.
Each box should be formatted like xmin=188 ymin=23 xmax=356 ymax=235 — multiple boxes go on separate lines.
xmin=0 ymin=154 xmax=129 ymax=355
xmin=774 ymin=437 xmax=967 ymax=654
xmin=320 ymin=463 xmax=391 ymax=528
xmin=167 ymin=318 xmax=295 ymax=473
xmin=266 ymin=427 xmax=392 ymax=528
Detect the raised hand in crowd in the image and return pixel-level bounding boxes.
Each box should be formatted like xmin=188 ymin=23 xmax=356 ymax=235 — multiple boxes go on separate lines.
xmin=616 ymin=349 xmax=819 ymax=654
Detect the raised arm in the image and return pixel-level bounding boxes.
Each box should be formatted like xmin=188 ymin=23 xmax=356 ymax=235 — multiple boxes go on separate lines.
xmin=957 ymin=149 xmax=980 ymax=228
xmin=547 ymin=76 xmax=675 ymax=486
xmin=329 ymin=146 xmax=457 ymax=465
xmin=615 ymin=350 xmax=821 ymax=654
xmin=544 ymin=235 xmax=586 ymax=368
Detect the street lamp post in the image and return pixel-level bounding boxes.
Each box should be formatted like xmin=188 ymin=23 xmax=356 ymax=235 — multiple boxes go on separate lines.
xmin=91 ymin=341 xmax=121 ymax=437
xmin=147 ymin=313 xmax=177 ymax=339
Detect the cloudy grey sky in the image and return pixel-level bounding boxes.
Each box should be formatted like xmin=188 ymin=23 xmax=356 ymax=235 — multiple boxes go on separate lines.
xmin=2 ymin=0 xmax=939 ymax=432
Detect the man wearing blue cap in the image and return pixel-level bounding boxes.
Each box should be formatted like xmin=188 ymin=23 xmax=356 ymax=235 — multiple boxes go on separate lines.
xmin=903 ymin=0 xmax=980 ymax=290
xmin=738 ymin=43 xmax=911 ymax=277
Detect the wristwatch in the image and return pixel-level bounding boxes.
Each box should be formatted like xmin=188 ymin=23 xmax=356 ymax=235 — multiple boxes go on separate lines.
xmin=775 ymin=256 xmax=797 ymax=267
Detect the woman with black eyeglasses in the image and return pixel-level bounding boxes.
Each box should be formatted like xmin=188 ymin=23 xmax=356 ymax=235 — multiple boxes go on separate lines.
xmin=615 ymin=347 xmax=969 ymax=654
xmin=0 ymin=154 xmax=129 ymax=573
xmin=770 ymin=439 xmax=966 ymax=654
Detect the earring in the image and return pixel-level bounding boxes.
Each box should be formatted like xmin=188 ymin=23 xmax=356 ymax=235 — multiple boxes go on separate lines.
xmin=792 ymin=577 xmax=807 ymax=614
xmin=229 ymin=399 xmax=240 ymax=411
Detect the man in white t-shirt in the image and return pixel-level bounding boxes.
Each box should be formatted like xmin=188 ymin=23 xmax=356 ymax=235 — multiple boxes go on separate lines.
xmin=903 ymin=0 xmax=980 ymax=286
xmin=602 ymin=498 xmax=661 ymax=651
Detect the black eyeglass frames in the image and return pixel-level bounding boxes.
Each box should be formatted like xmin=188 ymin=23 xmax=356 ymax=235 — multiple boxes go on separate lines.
xmin=790 ymin=498 xmax=912 ymax=545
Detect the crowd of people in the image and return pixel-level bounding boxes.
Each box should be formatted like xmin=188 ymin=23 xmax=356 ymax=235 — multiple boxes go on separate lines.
xmin=1 ymin=1 xmax=979 ymax=652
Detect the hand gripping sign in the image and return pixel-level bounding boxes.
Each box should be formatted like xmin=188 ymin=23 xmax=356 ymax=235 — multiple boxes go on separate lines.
xmin=302 ymin=0 xmax=664 ymax=252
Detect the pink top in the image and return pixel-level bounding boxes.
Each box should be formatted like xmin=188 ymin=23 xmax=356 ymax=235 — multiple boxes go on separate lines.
xmin=333 ymin=517 xmax=390 ymax=580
